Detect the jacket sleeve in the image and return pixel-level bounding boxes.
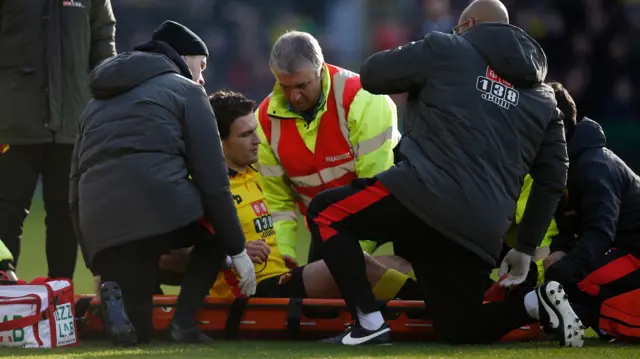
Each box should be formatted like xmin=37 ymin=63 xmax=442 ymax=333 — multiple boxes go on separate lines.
xmin=565 ymin=161 xmax=621 ymax=265
xmin=89 ymin=0 xmax=117 ymax=70
xmin=360 ymin=33 xmax=444 ymax=95
xmin=509 ymin=174 xmax=559 ymax=249
xmin=515 ymin=111 xmax=568 ymax=256
xmin=255 ymin=112 xmax=299 ymax=259
xmin=348 ymin=90 xmax=400 ymax=178
xmin=69 ymin=125 xmax=92 ymax=271
xmin=182 ymin=86 xmax=246 ymax=256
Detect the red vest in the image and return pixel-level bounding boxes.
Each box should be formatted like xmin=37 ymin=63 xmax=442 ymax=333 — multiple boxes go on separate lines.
xmin=258 ymin=64 xmax=362 ymax=215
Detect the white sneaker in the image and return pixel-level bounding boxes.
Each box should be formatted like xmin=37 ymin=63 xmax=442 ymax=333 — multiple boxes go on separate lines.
xmin=320 ymin=322 xmax=391 ymax=346
xmin=537 ymin=281 xmax=585 ymax=347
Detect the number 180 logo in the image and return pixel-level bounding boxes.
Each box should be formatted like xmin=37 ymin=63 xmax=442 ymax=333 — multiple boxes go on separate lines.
xmin=476 ymin=67 xmax=519 ymax=109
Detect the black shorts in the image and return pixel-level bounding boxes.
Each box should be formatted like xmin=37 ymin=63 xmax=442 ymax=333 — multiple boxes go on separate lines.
xmin=254 ymin=265 xmax=307 ymax=298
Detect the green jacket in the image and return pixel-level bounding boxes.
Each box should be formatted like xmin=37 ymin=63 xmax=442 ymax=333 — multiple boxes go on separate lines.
xmin=0 ymin=0 xmax=116 ymax=144
xmin=0 ymin=240 xmax=14 ymax=272
xmin=505 ymin=174 xmax=559 ymax=284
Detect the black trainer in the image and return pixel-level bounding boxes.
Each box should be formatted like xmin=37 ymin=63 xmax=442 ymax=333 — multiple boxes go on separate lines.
xmin=100 ymin=281 xmax=138 ymax=346
xmin=169 ymin=323 xmax=214 ymax=343
xmin=536 ymin=281 xmax=585 ymax=347
xmin=321 ymin=322 xmax=391 ymax=345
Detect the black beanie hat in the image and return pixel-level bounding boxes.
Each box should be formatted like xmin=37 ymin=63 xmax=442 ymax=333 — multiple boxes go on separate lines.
xmin=151 ymin=20 xmax=209 ymax=57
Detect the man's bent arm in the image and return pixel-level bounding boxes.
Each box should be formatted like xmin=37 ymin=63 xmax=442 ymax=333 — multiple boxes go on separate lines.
xmin=348 ymin=90 xmax=399 ymax=177
xmin=89 ymin=0 xmax=117 ymax=70
xmin=360 ymin=33 xmax=445 ymax=95
xmin=255 ymin=117 xmax=299 ymax=259
xmin=183 ymin=86 xmax=246 ymax=256
xmin=516 ymin=111 xmax=568 ymax=256
xmin=567 ymin=162 xmax=622 ymax=264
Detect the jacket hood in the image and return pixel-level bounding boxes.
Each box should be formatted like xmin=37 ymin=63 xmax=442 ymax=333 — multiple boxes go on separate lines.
xmin=89 ymin=51 xmax=180 ymax=99
xmin=462 ymin=23 xmax=547 ymax=88
xmin=568 ymin=117 xmax=606 ymax=158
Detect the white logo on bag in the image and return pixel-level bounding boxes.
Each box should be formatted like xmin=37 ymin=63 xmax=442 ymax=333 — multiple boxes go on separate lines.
xmin=54 ymin=303 xmax=76 ymax=346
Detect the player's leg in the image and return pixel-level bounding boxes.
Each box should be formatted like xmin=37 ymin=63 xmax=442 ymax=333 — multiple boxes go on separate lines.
xmin=94 ymin=237 xmax=166 ymax=346
xmin=407 ymin=227 xmax=584 ymax=346
xmin=170 ymin=223 xmax=226 ymax=342
xmin=373 ymin=255 xmax=413 ymax=276
xmin=306 ymin=177 xmax=427 ymax=345
xmin=0 ymin=145 xmax=42 ymax=267
xmin=42 ymin=143 xmax=77 ymax=278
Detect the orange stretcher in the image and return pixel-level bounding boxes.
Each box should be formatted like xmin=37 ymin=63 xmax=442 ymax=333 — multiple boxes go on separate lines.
xmin=74 ymin=295 xmax=542 ymax=342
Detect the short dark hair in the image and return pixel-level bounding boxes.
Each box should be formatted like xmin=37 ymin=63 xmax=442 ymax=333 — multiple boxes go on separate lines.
xmin=548 ymin=82 xmax=578 ymax=137
xmin=208 ymin=90 xmax=257 ymax=140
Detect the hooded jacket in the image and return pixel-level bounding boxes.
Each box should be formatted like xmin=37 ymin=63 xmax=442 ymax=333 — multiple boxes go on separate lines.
xmin=547 ymin=118 xmax=640 ymax=282
xmin=0 ymin=0 xmax=116 ymax=144
xmin=361 ymin=23 xmax=568 ymax=266
xmin=70 ymin=42 xmax=246 ymax=269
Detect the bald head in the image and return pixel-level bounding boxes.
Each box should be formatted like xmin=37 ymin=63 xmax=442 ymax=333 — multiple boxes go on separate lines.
xmin=456 ymin=0 xmax=509 ymax=33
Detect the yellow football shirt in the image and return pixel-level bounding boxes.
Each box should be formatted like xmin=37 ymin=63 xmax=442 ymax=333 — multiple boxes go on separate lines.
xmin=209 ymin=166 xmax=288 ymax=298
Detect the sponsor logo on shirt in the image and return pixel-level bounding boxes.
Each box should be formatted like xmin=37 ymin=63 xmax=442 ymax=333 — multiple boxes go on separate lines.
xmin=476 ymin=67 xmax=520 ymax=110
xmin=326 ymin=152 xmax=352 ymax=163
xmin=62 ymin=0 xmax=85 ymax=8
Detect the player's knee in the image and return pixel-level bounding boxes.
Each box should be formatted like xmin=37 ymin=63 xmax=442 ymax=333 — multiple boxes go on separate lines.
xmin=306 ymin=193 xmax=329 ymax=221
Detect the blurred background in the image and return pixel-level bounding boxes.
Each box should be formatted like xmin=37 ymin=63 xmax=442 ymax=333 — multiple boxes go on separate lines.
xmin=17 ymin=0 xmax=640 ymax=290
xmin=112 ymin=0 xmax=640 ymax=169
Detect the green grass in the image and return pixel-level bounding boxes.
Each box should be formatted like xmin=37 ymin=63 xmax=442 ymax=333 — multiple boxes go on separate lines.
xmin=10 ymin=189 xmax=630 ymax=357
xmin=1 ymin=340 xmax=637 ymax=358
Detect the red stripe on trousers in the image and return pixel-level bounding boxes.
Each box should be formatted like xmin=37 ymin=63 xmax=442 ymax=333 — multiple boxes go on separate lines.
xmin=314 ymin=180 xmax=391 ymax=242
xmin=578 ymin=254 xmax=640 ymax=296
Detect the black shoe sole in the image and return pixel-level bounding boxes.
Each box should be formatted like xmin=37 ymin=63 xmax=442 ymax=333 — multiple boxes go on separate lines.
xmin=100 ymin=282 xmax=138 ymax=347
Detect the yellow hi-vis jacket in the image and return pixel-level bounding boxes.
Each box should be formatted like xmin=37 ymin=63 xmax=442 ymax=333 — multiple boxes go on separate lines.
xmin=504 ymin=174 xmax=559 ymax=284
xmin=0 ymin=239 xmax=14 ymax=268
xmin=256 ymin=64 xmax=400 ymax=259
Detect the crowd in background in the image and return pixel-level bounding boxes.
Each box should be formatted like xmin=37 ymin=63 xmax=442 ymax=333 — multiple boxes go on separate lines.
xmin=110 ymin=0 xmax=639 ymax=169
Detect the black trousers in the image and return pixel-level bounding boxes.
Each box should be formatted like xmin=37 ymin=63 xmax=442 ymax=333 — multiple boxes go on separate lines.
xmin=306 ymin=178 xmax=535 ymax=344
xmin=93 ymin=221 xmax=226 ymax=342
xmin=0 ymin=144 xmax=76 ymax=278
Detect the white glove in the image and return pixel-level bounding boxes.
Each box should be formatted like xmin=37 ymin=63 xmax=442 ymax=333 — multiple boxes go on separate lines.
xmin=498 ymin=248 xmax=532 ymax=288
xmin=230 ymin=249 xmax=257 ymax=296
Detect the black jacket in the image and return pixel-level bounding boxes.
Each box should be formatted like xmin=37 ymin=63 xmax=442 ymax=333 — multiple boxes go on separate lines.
xmin=70 ymin=42 xmax=246 ymax=269
xmin=362 ymin=23 xmax=568 ymax=266
xmin=0 ymin=0 xmax=116 ymax=144
xmin=547 ymin=118 xmax=640 ymax=282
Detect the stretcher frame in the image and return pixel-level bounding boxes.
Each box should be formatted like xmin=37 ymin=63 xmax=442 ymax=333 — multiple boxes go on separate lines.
xmin=74 ymin=295 xmax=543 ymax=342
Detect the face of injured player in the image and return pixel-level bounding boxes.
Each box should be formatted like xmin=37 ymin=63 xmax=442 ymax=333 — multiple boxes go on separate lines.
xmin=274 ymin=67 xmax=323 ymax=113
xmin=222 ymin=113 xmax=261 ymax=170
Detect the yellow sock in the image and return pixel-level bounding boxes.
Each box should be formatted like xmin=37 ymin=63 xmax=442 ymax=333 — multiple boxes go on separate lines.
xmin=373 ymin=269 xmax=410 ymax=300
xmin=407 ymin=269 xmax=416 ymax=280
